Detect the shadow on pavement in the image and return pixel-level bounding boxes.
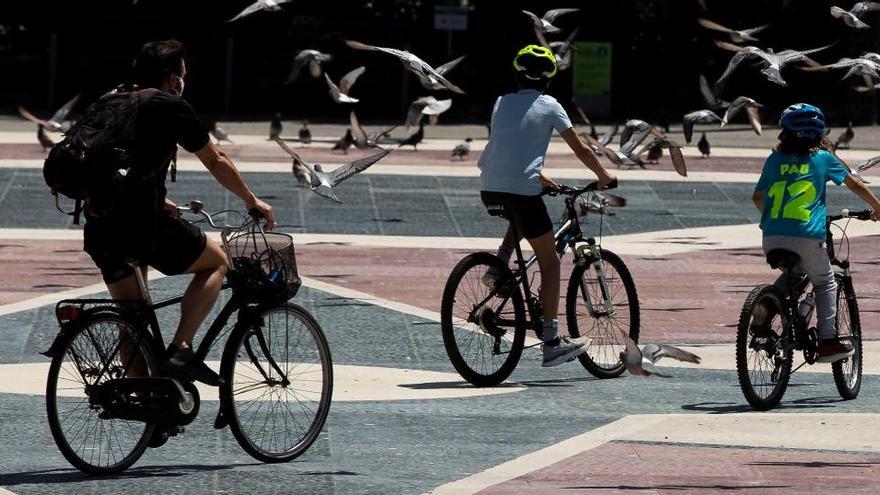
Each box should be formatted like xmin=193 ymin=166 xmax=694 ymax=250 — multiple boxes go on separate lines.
xmin=0 ymin=463 xmax=261 ymax=486
xmin=562 ymin=484 xmax=789 ymax=491
xmin=400 ymin=381 xmax=521 ymax=390
xmin=681 ymin=399 xmax=838 ymax=414
xmin=746 ymin=461 xmax=880 ymax=468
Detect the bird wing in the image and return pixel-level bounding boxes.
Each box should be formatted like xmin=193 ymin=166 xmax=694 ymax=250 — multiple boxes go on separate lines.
xmin=286 ymin=55 xmax=311 ymax=84
xmin=698 ymin=73 xmax=721 ymax=108
xmin=854 ymin=2 xmax=880 ymax=14
xmin=640 ymin=358 xmax=673 ymax=378
xmin=830 ymin=6 xmax=848 ymax=18
xmin=697 ymin=17 xmax=735 ymax=34
xmin=543 ymin=8 xmax=580 ymax=24
xmin=227 ymin=1 xmax=264 ymax=22
xmin=787 ymin=42 xmax=836 ymax=59
xmin=349 ymin=111 xmax=369 ymax=147
xmin=745 ymin=105 xmax=763 ymax=135
xmin=421 ymin=98 xmax=452 ymax=115
xmin=743 ymin=23 xmax=771 ymax=37
xmin=346 ymin=39 xmax=410 ymax=61
xmin=647 ymin=343 xmax=702 ymax=364
xmin=521 ymin=10 xmax=542 ymax=29
xmin=668 ymin=145 xmax=688 ymax=177
xmin=635 ymin=138 xmax=661 ymax=158
xmin=339 ymin=66 xmax=366 ymax=95
xmin=582 ymin=134 xmax=618 ymax=163
xmin=329 ymin=147 xmax=393 ymax=185
xmin=274 ymin=138 xmax=317 ymax=178
xmin=682 ymin=115 xmax=696 ymax=144
xmin=17 ymin=106 xmax=48 ymax=127
xmin=324 ymin=73 xmax=343 ymax=103
xmin=405 ymin=100 xmax=428 ymax=128
xmin=50 ymin=94 xmax=79 ymax=124
xmin=716 ymin=51 xmax=751 ymax=83
xmin=599 ymin=124 xmax=619 ymax=145
xmin=857 ymin=155 xmax=880 ymax=172
xmin=435 ymin=55 xmax=466 ymax=76
xmin=420 ymin=62 xmax=466 ymax=94
xmin=713 ymin=39 xmax=748 ymax=53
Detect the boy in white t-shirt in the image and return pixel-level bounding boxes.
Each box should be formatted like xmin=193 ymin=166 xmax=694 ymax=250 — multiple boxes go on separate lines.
xmin=478 ymin=45 xmax=616 ymax=367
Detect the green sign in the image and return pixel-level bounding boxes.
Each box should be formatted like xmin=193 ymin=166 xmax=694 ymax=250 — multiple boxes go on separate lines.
xmin=573 ymin=42 xmax=612 ymax=97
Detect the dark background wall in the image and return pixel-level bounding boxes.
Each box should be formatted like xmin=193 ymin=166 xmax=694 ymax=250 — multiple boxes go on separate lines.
xmin=1 ymin=0 xmax=878 ymax=125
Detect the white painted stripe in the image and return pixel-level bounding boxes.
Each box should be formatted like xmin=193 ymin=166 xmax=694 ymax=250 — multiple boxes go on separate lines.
xmin=0 ymin=487 xmax=18 ymax=495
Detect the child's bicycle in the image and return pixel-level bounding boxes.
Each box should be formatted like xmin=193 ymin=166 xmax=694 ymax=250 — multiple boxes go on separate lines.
xmin=43 ymin=202 xmax=332 ymax=474
xmin=736 ymin=208 xmax=869 ymax=410
xmin=440 ymin=181 xmax=640 ymax=386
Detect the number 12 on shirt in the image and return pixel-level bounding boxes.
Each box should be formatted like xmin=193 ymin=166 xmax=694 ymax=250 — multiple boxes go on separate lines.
xmin=766 ymin=179 xmax=816 ymax=222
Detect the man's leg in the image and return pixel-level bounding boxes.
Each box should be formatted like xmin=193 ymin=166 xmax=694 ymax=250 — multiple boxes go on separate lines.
xmin=174 ymin=239 xmax=228 ymax=349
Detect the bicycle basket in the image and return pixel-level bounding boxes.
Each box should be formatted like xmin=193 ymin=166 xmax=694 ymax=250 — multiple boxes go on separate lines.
xmin=223 ymin=230 xmax=301 ymax=302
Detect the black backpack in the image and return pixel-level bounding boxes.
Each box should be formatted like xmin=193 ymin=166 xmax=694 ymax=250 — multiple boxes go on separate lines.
xmin=43 ymin=87 xmax=151 ymax=224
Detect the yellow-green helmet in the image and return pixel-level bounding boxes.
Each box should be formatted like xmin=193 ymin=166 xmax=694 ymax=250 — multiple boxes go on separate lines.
xmin=513 ymin=44 xmax=558 ymax=80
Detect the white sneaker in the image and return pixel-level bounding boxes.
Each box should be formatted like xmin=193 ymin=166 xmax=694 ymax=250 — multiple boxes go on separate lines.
xmin=541 ymin=336 xmax=587 ymax=367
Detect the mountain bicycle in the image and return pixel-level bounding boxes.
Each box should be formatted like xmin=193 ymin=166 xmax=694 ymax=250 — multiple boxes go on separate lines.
xmin=736 ymin=209 xmax=869 ymax=410
xmin=440 ymin=181 xmax=640 ymax=386
xmin=43 ymin=202 xmax=332 ymax=474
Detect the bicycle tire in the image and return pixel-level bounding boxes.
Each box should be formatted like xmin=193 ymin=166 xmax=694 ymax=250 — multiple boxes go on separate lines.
xmin=220 ymin=303 xmax=332 ymax=463
xmin=46 ymin=313 xmax=157 ymax=474
xmin=832 ymin=275 xmax=862 ymax=400
xmin=735 ymin=285 xmax=792 ymax=410
xmin=565 ymin=249 xmax=640 ymax=379
xmin=441 ymin=252 xmax=526 ymax=387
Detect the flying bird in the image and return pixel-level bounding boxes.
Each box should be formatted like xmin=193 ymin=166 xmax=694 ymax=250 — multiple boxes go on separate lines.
xmin=682 ymin=109 xmax=721 ymax=144
xmin=830 ymin=3 xmax=880 ymax=29
xmin=274 ymin=138 xmax=310 ymax=186
xmin=345 ymin=40 xmax=466 ymax=94
xmin=325 ymin=66 xmax=365 ymax=104
xmin=800 ymin=56 xmax=880 ymax=82
xmin=639 ymin=137 xmax=688 ymax=176
xmin=273 ymin=138 xmax=393 ymax=203
xmin=714 ymin=40 xmax=831 ymax=87
xmin=405 ymin=96 xmax=452 ymax=129
xmin=549 ymin=26 xmax=580 ymax=71
xmin=696 ymin=18 xmax=770 ymax=43
xmin=698 ymin=73 xmax=730 ymax=112
xmin=721 ymin=96 xmax=763 ymax=136
xmin=641 ymin=139 xmax=663 ymax=164
xmin=286 ymin=49 xmax=333 ymax=84
xmin=522 ymin=8 xmax=580 ymax=34
xmin=621 ymin=339 xmax=702 ymax=378
xmin=18 ymin=94 xmax=80 ymax=132
xmin=399 ymin=124 xmax=424 ymax=151
xmin=451 ymin=138 xmax=473 ymax=161
xmin=620 ymin=119 xmax=665 ymax=151
xmin=37 ymin=126 xmax=55 ymax=152
xmin=298 ymin=121 xmax=311 ymax=146
xmin=349 ymin=111 xmax=395 ymax=150
xmin=209 ymin=122 xmax=233 ymax=144
xmin=227 ymin=0 xmax=293 ymax=23
xmin=424 ymin=55 xmax=466 ymax=91
xmin=698 ymin=132 xmax=711 ymax=158
xmin=269 ymin=113 xmax=283 ymax=140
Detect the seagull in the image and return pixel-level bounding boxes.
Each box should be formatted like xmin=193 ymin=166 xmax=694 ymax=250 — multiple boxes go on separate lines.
xmin=721 ymin=96 xmax=763 ymax=136
xmin=714 ymin=40 xmax=831 ymax=87
xmin=209 ymin=122 xmax=233 ymax=144
xmin=835 ymin=122 xmax=855 ymax=150
xmin=269 ymin=113 xmax=283 ymax=140
xmin=226 ymin=0 xmax=293 ymax=23
xmin=345 ymin=40 xmax=466 ymax=94
xmin=286 ymin=49 xmax=333 ymax=84
xmin=549 ymin=26 xmax=580 ymax=71
xmin=273 ymin=138 xmax=393 ymax=203
xmin=451 ymin=138 xmax=473 ymax=161
xmin=332 ymin=129 xmax=353 ymax=154
xmin=37 ymin=126 xmax=54 ymax=152
xmin=399 ymin=124 xmax=424 ymax=151
xmin=298 ymin=121 xmax=311 ymax=146
xmin=274 ymin=138 xmax=311 ymax=186
xmin=800 ymin=56 xmax=880 ymax=82
xmin=697 ymin=18 xmax=770 ymax=43
xmin=325 ymin=66 xmax=365 ymax=104
xmin=405 ymin=96 xmax=452 ymax=129
xmin=830 ymin=3 xmax=880 ymax=29
xmin=621 ymin=339 xmax=702 ymax=378
xmin=18 ymin=94 xmax=79 ymax=132
xmin=522 ymin=8 xmax=580 ymax=34
xmin=682 ymin=109 xmax=721 ymax=144
xmin=698 ymin=132 xmax=711 ymax=158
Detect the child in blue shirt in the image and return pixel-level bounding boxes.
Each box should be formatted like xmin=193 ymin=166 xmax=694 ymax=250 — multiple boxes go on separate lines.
xmin=752 ymin=103 xmax=880 ymax=362
xmin=478 ymin=45 xmax=616 ymax=367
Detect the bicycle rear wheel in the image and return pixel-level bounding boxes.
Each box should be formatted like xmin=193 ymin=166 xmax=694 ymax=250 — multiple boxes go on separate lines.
xmin=565 ymin=249 xmax=640 ymax=378
xmin=221 ymin=303 xmax=332 ymax=463
xmin=441 ymin=252 xmax=526 ymax=387
xmin=46 ymin=313 xmax=157 ymax=474
xmin=736 ymin=285 xmax=792 ymax=410
xmin=832 ymin=275 xmax=862 ymax=400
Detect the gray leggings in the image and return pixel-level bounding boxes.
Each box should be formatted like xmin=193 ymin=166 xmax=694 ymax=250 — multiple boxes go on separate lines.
xmin=762 ymin=235 xmax=837 ymax=338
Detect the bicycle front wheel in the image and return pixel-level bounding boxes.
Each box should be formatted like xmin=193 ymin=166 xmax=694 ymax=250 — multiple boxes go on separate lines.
xmin=441 ymin=252 xmax=526 ymax=387
xmin=736 ymin=285 xmax=792 ymax=410
xmin=833 ymin=275 xmax=862 ymax=400
xmin=221 ymin=304 xmax=332 ymax=463
xmin=565 ymin=249 xmax=640 ymax=378
xmin=46 ymin=313 xmax=157 ymax=474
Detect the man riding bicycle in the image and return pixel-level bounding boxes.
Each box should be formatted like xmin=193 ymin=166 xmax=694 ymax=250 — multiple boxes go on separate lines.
xmin=478 ymin=44 xmax=617 ymax=367
xmin=82 ymin=40 xmax=275 ymax=385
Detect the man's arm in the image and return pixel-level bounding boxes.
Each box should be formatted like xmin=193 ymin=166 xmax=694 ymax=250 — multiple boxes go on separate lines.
xmin=844 ymin=174 xmax=880 ymax=220
xmin=194 ymin=140 xmax=276 ymax=229
xmin=559 ymin=127 xmax=616 ymax=188
xmin=752 ymin=191 xmax=764 ymax=212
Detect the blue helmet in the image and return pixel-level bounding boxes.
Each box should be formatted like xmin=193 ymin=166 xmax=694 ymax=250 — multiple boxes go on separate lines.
xmin=779 ymin=103 xmax=826 ymax=139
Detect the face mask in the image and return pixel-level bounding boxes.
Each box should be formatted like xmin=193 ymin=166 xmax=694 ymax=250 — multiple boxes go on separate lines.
xmin=173 ymin=75 xmax=185 ymax=96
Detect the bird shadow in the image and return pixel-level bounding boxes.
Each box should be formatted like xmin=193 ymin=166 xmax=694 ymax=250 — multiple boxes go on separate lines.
xmin=0 ymin=463 xmax=261 ymax=486
xmin=746 ymin=460 xmax=880 ymax=468
xmin=372 ymin=218 xmax=405 ymax=223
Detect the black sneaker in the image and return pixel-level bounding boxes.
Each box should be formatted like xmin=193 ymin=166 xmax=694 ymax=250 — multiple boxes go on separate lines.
xmin=163 ymin=344 xmax=224 ymax=386
xmin=816 ymin=337 xmax=855 ymax=363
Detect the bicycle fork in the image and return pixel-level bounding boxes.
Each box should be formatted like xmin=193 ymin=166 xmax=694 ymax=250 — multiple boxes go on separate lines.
xmin=576 ymin=239 xmax=615 ymax=317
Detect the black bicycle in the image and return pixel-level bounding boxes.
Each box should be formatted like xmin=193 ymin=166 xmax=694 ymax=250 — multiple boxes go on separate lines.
xmin=736 ymin=209 xmax=868 ymax=410
xmin=44 ymin=202 xmax=332 ymax=474
xmin=440 ymin=181 xmax=640 ymax=386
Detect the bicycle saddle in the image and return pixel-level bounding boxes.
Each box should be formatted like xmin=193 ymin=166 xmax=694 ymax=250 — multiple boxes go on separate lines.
xmin=766 ymin=249 xmax=800 ymax=269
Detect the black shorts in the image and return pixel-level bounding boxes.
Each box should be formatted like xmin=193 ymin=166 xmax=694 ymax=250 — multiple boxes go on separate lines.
xmin=84 ymin=213 xmax=207 ymax=284
xmin=480 ymin=191 xmax=552 ymax=239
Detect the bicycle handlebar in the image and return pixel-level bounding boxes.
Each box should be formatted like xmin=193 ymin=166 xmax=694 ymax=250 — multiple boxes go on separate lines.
xmin=177 ymin=201 xmax=258 ymax=232
xmin=827 ymin=209 xmax=873 ymax=223
xmin=543 ymin=178 xmax=619 ymax=197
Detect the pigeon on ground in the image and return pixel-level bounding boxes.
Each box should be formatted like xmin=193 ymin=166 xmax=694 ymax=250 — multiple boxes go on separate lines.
xmin=298 ymin=121 xmax=311 ymax=146
xmin=18 ymin=94 xmax=79 ymax=132
xmin=714 ymin=40 xmax=831 ymax=87
xmin=621 ymin=339 xmax=702 ymax=378
xmin=269 ymin=113 xmax=283 ymax=140
xmin=682 ymin=109 xmax=721 ymax=144
xmin=405 ymin=96 xmax=452 ymax=129
xmin=697 ymin=18 xmax=770 ymax=43
xmin=274 ymin=138 xmax=311 ymax=186
xmin=227 ymin=0 xmax=292 ymax=23
xmin=37 ymin=126 xmax=54 ymax=152
xmin=399 ymin=124 xmax=424 ymax=151
xmin=721 ymin=96 xmax=763 ymax=136
xmin=286 ymin=49 xmax=333 ymax=84
xmin=451 ymin=138 xmax=472 ymax=161
xmin=835 ymin=123 xmax=855 ymax=150
xmin=698 ymin=132 xmax=711 ymax=158
xmin=332 ymin=129 xmax=354 ymax=154
xmin=522 ymin=8 xmax=580 ymax=34
xmin=209 ymin=122 xmax=233 ymax=144
xmin=831 ymin=3 xmax=880 ymax=29
xmin=345 ymin=40 xmax=466 ymax=94
xmin=274 ymin=137 xmax=393 ymax=203
xmin=325 ymin=66 xmax=365 ymax=104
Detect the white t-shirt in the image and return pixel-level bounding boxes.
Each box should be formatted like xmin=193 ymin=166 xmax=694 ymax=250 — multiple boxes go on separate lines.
xmin=478 ymin=89 xmax=572 ymax=196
